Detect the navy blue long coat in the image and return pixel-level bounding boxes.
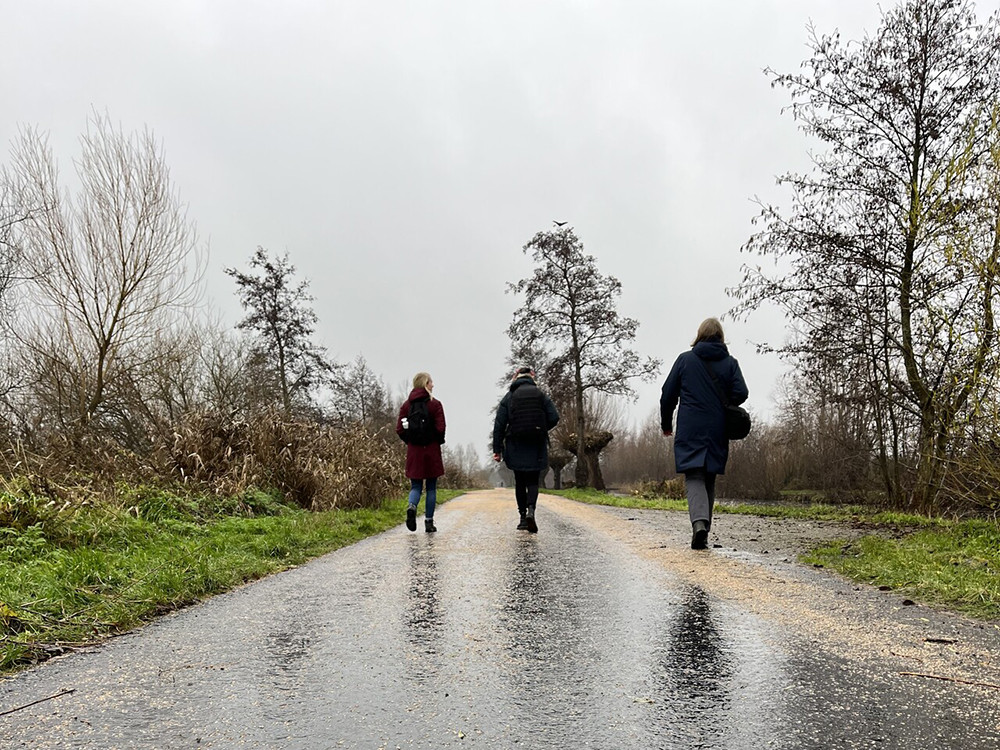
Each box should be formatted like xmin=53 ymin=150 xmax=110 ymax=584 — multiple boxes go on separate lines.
xmin=492 ymin=376 xmax=560 ymax=472
xmin=660 ymin=339 xmax=749 ymax=475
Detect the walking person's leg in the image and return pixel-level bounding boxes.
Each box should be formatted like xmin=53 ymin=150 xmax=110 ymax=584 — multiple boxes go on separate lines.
xmin=406 ymin=479 xmax=422 ymax=532
xmin=705 ymin=472 xmax=717 ymax=531
xmin=522 ymin=470 xmax=540 ymax=533
xmin=424 ymin=477 xmax=437 ymax=532
xmin=514 ymin=471 xmax=529 ymax=530
xmin=684 ymin=469 xmax=710 ymax=549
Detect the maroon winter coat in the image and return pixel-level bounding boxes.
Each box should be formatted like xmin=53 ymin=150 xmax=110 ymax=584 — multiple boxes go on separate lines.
xmin=396 ymin=387 xmax=446 ymax=479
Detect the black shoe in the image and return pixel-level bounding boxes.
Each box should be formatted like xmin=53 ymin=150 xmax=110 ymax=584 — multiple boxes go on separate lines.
xmin=516 ymin=514 xmax=529 ymax=531
xmin=425 ymin=518 xmax=437 ymax=533
xmin=691 ymin=520 xmax=708 ymax=550
xmin=524 ymin=507 xmax=538 ymax=534
xmin=406 ymin=506 xmax=417 ymax=532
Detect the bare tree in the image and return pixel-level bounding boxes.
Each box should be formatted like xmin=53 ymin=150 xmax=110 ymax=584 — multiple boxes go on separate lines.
xmin=197 ymin=325 xmax=270 ymax=419
xmin=441 ymin=442 xmax=490 ymax=489
xmin=600 ymin=410 xmax=673 ymax=487
xmin=0 ymin=184 xmax=27 ymax=313
xmin=553 ymin=392 xmax=625 ymax=490
xmin=3 ymin=112 xmax=203 ymax=436
xmin=226 ymin=246 xmax=338 ymax=415
xmin=507 ymin=225 xmax=660 ymax=487
xmin=0 ymin=184 xmax=34 ymax=407
xmin=733 ymin=0 xmax=1000 ymax=511
xmin=332 ymin=354 xmax=393 ymax=430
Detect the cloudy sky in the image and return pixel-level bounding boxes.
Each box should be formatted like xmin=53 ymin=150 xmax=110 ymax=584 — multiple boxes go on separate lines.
xmin=6 ymin=1 xmax=999 ymax=454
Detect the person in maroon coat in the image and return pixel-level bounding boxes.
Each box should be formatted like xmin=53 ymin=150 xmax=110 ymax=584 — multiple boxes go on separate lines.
xmin=396 ymin=372 xmax=446 ymax=532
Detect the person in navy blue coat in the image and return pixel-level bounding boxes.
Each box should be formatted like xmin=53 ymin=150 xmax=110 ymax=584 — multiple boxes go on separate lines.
xmin=660 ymin=318 xmax=749 ymax=549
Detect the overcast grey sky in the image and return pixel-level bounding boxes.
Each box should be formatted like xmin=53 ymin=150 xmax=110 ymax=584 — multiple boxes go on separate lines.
xmin=6 ymin=1 xmax=999 ymax=455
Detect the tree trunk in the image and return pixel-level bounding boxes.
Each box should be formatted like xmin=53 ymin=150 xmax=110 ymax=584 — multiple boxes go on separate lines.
xmin=573 ymin=375 xmax=587 ymax=487
xmin=585 ymin=451 xmax=606 ymax=491
xmin=910 ymin=420 xmax=948 ymax=513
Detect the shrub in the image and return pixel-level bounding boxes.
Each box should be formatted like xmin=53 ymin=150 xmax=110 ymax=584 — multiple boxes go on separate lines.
xmin=161 ymin=409 xmax=404 ymax=509
xmin=627 ymin=477 xmax=685 ymax=500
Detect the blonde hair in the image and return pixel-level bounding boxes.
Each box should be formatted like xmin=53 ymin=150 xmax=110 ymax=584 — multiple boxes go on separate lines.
xmin=412 ymin=371 xmax=435 ymax=400
xmin=692 ymin=317 xmax=725 ymax=346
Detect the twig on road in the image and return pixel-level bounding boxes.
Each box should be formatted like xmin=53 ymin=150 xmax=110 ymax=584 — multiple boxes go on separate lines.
xmin=0 ymin=689 xmax=77 ymax=718
xmin=899 ymin=672 xmax=1000 ymax=690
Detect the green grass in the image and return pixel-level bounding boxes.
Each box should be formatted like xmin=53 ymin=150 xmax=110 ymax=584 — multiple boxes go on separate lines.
xmin=802 ymin=520 xmax=1000 ymax=620
xmin=0 ymin=487 xmax=464 ymax=672
xmin=548 ymin=487 xmax=999 ymax=620
xmin=545 ymin=487 xmax=689 ymax=512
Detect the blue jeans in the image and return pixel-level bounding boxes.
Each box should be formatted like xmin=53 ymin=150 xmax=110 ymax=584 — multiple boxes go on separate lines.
xmin=408 ymin=478 xmax=437 ymax=518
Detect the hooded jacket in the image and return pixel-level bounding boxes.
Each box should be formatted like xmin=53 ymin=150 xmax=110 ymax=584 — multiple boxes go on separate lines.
xmin=659 ymin=339 xmax=749 ymax=475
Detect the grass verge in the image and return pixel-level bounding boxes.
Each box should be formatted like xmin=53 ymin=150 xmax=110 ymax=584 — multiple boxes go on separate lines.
xmin=802 ymin=522 xmax=1000 ymax=620
xmin=0 ymin=487 xmax=463 ymax=673
xmin=545 ymin=487 xmax=1000 ymax=620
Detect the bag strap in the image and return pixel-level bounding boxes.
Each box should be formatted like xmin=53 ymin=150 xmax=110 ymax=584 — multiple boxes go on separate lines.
xmin=694 ymin=355 xmax=731 ymax=407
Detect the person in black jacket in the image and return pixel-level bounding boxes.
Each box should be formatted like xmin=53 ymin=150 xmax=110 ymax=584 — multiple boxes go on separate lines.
xmin=660 ymin=318 xmax=749 ymax=549
xmin=492 ymin=367 xmax=560 ymax=532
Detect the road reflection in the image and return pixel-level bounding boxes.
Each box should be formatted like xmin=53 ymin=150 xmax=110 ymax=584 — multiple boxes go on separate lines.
xmin=653 ymin=585 xmax=736 ymax=745
xmin=403 ymin=535 xmax=444 ymax=685
xmin=665 ymin=586 xmax=734 ymax=697
xmin=495 ymin=528 xmax=601 ymax=736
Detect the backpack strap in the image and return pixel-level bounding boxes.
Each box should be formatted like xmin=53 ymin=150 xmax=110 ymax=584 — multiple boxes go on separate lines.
xmin=694 ymin=355 xmax=731 ymax=407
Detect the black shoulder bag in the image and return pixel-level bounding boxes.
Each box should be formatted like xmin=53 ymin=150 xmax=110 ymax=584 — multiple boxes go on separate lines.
xmin=695 ymin=357 xmax=751 ymax=441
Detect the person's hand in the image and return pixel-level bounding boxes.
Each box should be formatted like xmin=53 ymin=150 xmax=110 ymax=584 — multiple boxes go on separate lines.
xmin=662 ymin=430 xmax=673 ymax=437
xmin=493 ymin=453 xmax=501 ymax=462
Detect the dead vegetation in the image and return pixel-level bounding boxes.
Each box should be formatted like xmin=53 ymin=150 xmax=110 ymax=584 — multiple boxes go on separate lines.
xmin=0 ymin=410 xmax=406 ymax=512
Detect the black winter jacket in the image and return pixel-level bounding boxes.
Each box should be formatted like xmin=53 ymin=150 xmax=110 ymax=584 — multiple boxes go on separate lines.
xmin=492 ymin=376 xmax=560 ymax=472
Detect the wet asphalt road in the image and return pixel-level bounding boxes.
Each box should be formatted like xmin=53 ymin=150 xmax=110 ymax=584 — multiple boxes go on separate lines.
xmin=1 ymin=490 xmax=998 ymax=749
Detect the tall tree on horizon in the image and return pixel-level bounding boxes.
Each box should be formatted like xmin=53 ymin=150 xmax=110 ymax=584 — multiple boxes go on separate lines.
xmin=506 ymin=225 xmax=660 ymax=488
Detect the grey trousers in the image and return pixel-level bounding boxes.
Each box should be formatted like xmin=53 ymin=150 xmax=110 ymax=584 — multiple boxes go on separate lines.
xmin=684 ymin=469 xmax=717 ymax=527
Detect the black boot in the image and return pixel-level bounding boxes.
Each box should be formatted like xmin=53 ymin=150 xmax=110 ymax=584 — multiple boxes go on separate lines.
xmin=524 ymin=505 xmax=538 ymax=534
xmin=425 ymin=518 xmax=437 ymax=533
xmin=406 ymin=505 xmax=417 ymax=532
xmin=691 ymin=519 xmax=708 ymax=550
xmin=516 ymin=504 xmax=529 ymax=530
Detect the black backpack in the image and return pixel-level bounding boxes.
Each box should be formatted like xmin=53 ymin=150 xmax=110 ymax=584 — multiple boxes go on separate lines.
xmin=506 ymin=384 xmax=548 ymax=439
xmin=403 ymin=397 xmax=436 ymax=445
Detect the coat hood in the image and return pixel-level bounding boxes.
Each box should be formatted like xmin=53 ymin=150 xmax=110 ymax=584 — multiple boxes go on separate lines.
xmin=692 ymin=339 xmax=730 ymax=362
xmin=508 ymin=375 xmax=536 ymax=392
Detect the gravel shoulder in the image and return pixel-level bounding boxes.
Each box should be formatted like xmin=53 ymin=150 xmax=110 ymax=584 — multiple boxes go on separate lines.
xmin=542 ymin=492 xmax=1000 ymax=692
